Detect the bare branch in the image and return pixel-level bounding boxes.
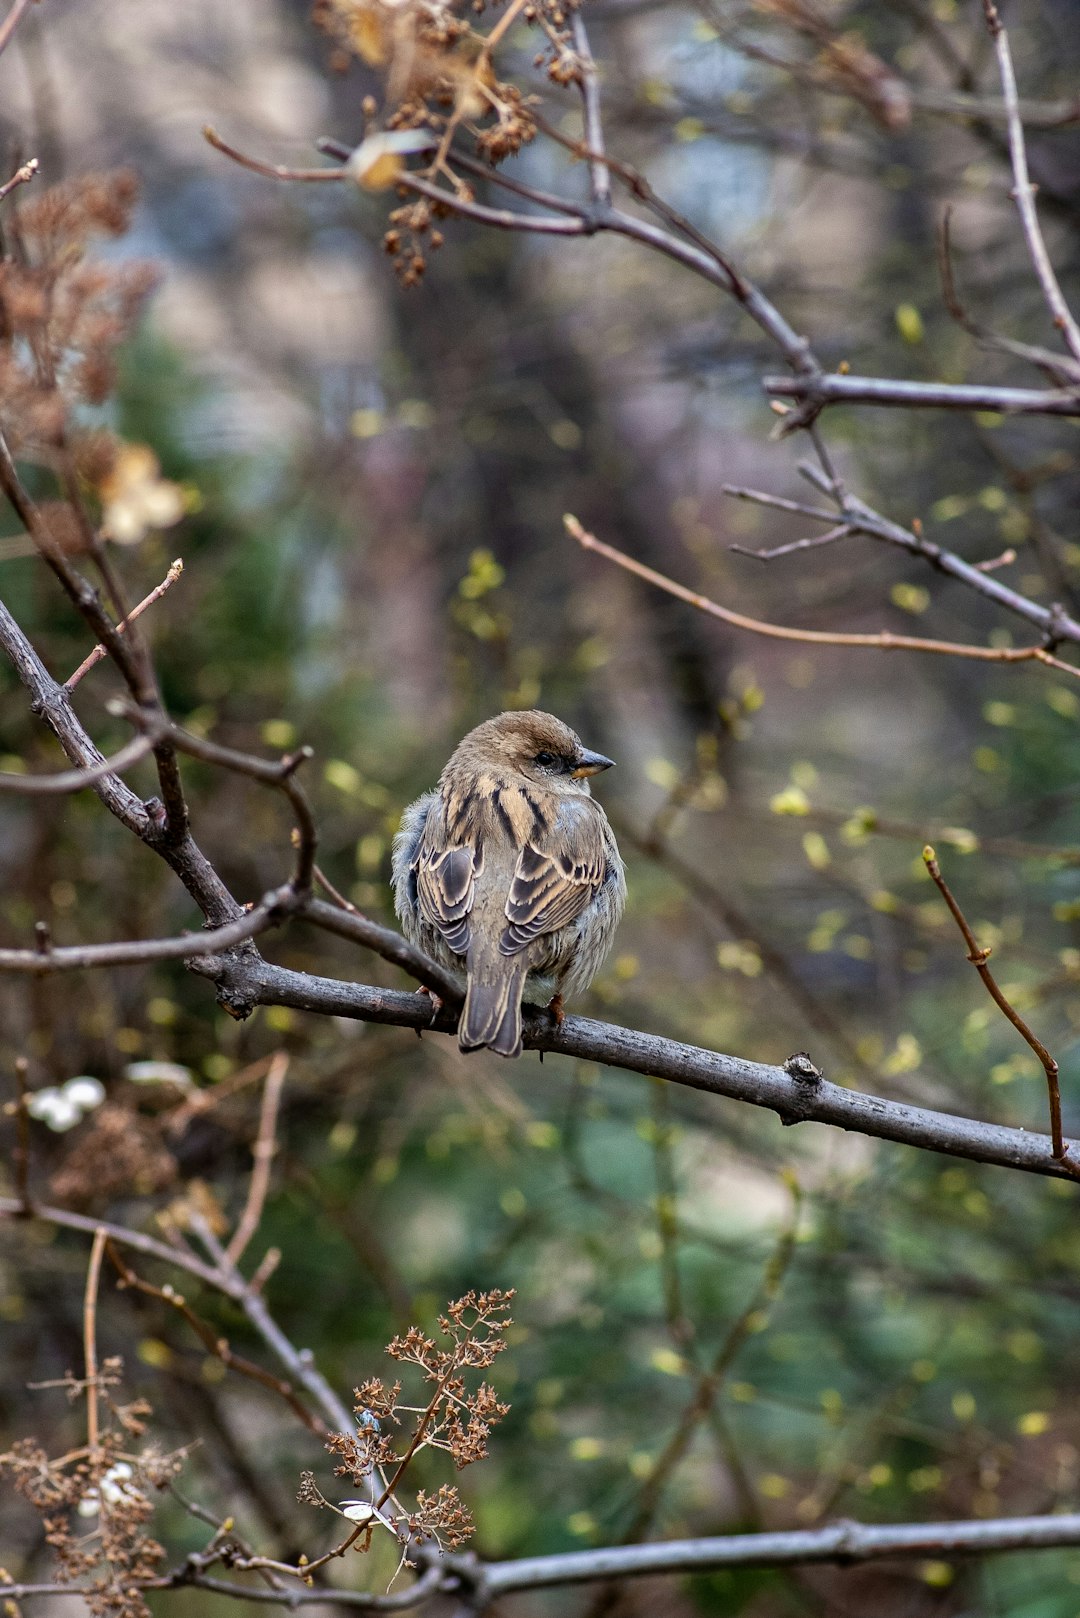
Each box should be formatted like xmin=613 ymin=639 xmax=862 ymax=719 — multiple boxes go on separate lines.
xmin=937 ymin=207 xmax=1080 ymax=385
xmin=83 ymin=1228 xmax=107 ymax=1456
xmin=479 ymin=1512 xmax=1080 ymax=1597
xmin=805 ymin=466 xmax=1069 ymax=631
xmin=185 ymin=956 xmax=1080 ymax=1183
xmin=0 ymin=1197 xmax=354 ymax=1433
xmin=223 ymin=1053 xmax=289 ymax=1269
xmin=0 ymin=0 xmax=34 ymax=61
xmin=107 ymin=1240 xmax=324 ymax=1434
xmin=115 ymin=704 xmax=318 ymax=896
xmin=184 ymin=1213 xmax=354 ymax=1433
xmin=981 ymin=1 xmax=1080 ymax=365
xmin=794 ymin=461 xmax=1080 ymax=647
xmin=571 ymin=14 xmax=611 ymax=207
xmin=65 ymin=558 xmax=184 ymax=690
xmin=303 ymin=896 xmax=463 ymax=1003
xmin=721 ymin=484 xmax=840 ymax=522
xmin=0 ymin=734 xmax=156 ymax=795
xmin=764 ymin=371 xmax=1080 ymax=417
xmin=923 ymin=846 xmax=1074 ymax=1172
xmin=564 ymin=514 xmax=1080 ymax=675
xmin=202 ymin=127 xmax=347 ymax=184
xmin=730 ymin=523 xmax=854 ymax=561
xmin=0 ymin=882 xmax=300 ymax=973
xmin=162 ymin=1565 xmax=445 ymax=1610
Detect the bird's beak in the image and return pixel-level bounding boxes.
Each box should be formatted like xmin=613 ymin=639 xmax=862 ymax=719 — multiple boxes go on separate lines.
xmin=571 ymin=748 xmax=615 ymax=779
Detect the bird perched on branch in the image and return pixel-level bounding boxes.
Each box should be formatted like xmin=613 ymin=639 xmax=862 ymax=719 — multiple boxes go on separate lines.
xmin=392 ymin=710 xmax=625 ymax=1058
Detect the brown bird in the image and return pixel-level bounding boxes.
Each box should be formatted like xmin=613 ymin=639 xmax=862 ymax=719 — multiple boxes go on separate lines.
xmin=392 ymin=711 xmax=626 ymax=1058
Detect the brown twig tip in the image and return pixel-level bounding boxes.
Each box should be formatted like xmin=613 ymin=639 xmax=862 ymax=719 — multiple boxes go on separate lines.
xmin=926 ymin=847 xmax=1073 ymax=1171
xmin=65 ymin=557 xmax=185 ymax=691
xmin=0 ymin=156 xmax=39 ymax=203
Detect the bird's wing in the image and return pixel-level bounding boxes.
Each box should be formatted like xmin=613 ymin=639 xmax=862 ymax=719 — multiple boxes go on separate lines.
xmin=500 ymin=808 xmax=608 ymax=955
xmin=413 ymin=826 xmax=480 ymax=956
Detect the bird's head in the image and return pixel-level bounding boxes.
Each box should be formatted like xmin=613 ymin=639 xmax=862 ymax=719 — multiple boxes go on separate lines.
xmin=453 ymin=710 xmax=615 ymax=794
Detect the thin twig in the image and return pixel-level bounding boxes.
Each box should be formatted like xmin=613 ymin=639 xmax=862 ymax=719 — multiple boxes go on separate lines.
xmin=564 ymin=514 xmax=1080 ymax=676
xmin=571 ymin=15 xmax=611 ymax=207
xmin=982 ymin=1 xmax=1080 ymax=365
xmin=202 ymin=127 xmax=345 ymax=182
xmin=0 ymin=734 xmax=156 ymax=795
xmin=106 ymin=1240 xmax=323 ymax=1434
xmin=165 ymin=1052 xmax=278 ymax=1136
xmin=937 ymin=207 xmax=1080 ymax=386
xmin=922 ymin=845 xmax=1075 ymax=1172
xmin=12 ymin=1055 xmax=31 ymax=1209
xmin=65 ymin=560 xmax=184 ymax=690
xmin=721 ymin=484 xmax=840 ymax=522
xmin=0 ymin=882 xmax=300 ymax=973
xmin=795 ymin=460 xmax=1080 ymax=647
xmin=0 ymin=430 xmax=192 ymax=844
xmin=730 ymin=522 xmax=854 ymax=561
xmin=115 ymin=704 xmax=318 ymax=896
xmin=83 ymin=1228 xmax=107 ymax=1455
xmin=313 ymin=861 xmax=362 ymax=914
xmin=0 ymin=0 xmax=34 ymax=60
xmin=185 ymin=1211 xmax=355 ymax=1434
xmin=0 ymin=156 xmax=39 ymax=203
xmin=223 ymin=1053 xmax=289 ymax=1269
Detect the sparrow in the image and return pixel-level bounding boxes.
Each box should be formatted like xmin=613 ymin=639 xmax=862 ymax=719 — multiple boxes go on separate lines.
xmin=392 ymin=710 xmax=626 ymax=1058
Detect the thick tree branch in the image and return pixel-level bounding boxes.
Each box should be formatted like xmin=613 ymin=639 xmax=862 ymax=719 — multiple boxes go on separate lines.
xmin=185 ymin=955 xmax=1080 ymax=1183
xmin=477 ymin=1512 xmax=1080 ymax=1598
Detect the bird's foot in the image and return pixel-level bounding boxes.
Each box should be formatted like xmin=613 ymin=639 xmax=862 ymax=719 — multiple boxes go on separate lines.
xmin=415 ymin=984 xmax=444 ymax=1037
xmin=546 ymin=992 xmax=565 ymax=1030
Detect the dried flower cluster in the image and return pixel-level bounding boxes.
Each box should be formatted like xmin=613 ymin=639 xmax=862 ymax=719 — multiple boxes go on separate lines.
xmin=308 ymin=1289 xmax=513 ymax=1556
xmin=0 ymin=172 xmax=154 ymax=448
xmin=0 ymin=170 xmax=183 ymax=550
xmin=48 ymin=1102 xmax=178 ymax=1210
xmin=0 ymin=1360 xmax=180 ymax=1618
xmin=314 ymin=0 xmax=584 ymax=281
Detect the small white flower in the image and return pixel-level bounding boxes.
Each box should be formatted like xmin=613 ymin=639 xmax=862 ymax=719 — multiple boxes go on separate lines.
xmin=78 ymin=1462 xmax=139 ymax=1517
xmin=63 ymin=1076 xmax=106 ymax=1110
xmin=27 ymin=1076 xmax=106 ymax=1131
xmin=123 ymin=1060 xmax=193 ymax=1088
xmin=27 ymin=1088 xmax=82 ymax=1132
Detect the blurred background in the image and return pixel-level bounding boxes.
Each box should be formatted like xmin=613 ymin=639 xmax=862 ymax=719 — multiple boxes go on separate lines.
xmin=3 ymin=0 xmax=1080 ymax=1612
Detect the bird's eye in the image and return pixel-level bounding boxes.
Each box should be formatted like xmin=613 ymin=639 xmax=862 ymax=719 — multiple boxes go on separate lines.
xmin=534 ymin=751 xmax=557 ymax=768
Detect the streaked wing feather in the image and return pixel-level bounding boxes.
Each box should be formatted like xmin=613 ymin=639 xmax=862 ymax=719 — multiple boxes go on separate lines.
xmin=415 ymin=842 xmax=476 ymax=955
xmin=500 ymin=832 xmax=606 ymax=955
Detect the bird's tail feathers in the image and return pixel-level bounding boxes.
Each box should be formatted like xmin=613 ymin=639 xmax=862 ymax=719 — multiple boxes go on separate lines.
xmin=459 ymin=949 xmax=528 ymax=1058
